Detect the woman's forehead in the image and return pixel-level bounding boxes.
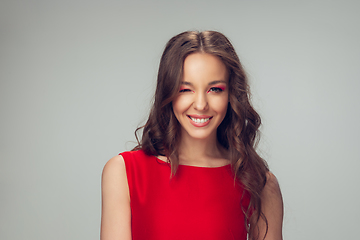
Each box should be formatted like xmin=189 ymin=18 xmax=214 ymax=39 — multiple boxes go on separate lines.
xmin=182 ymin=53 xmax=229 ymax=85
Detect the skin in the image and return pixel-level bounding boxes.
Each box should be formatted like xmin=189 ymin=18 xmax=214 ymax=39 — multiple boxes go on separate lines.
xmin=101 ymin=155 xmax=131 ymax=240
xmin=171 ymin=53 xmax=230 ymax=167
xmin=100 ymin=52 xmax=283 ymax=240
xmin=253 ymin=172 xmax=284 ymax=240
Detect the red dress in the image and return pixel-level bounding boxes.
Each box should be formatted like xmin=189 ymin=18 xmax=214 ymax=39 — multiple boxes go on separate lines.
xmin=121 ymin=150 xmax=250 ymax=240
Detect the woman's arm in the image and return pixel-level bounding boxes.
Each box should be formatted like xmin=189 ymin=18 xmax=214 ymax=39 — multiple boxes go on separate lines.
xmin=253 ymin=172 xmax=284 ymax=240
xmin=100 ymin=155 xmax=132 ymax=240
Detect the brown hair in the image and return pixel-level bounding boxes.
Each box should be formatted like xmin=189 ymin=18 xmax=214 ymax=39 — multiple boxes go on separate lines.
xmin=133 ymin=30 xmax=269 ymax=240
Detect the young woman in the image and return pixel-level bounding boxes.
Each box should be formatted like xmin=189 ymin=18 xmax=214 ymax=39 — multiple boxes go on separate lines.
xmin=101 ymin=31 xmax=283 ymax=240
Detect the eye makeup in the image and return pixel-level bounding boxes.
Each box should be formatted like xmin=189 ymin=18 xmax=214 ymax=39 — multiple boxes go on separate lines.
xmin=207 ymin=85 xmax=226 ymax=93
xmin=179 ymin=86 xmax=193 ymax=92
xmin=179 ymin=84 xmax=226 ymax=93
xmin=211 ymin=85 xmax=226 ymax=91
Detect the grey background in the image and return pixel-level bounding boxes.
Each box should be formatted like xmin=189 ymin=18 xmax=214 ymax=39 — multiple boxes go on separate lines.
xmin=1 ymin=0 xmax=359 ymax=239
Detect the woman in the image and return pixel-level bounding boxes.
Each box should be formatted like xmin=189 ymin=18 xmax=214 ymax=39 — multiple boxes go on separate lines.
xmin=101 ymin=31 xmax=283 ymax=240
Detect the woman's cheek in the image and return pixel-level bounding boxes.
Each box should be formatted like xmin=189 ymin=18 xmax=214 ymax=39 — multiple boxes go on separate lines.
xmin=213 ymin=96 xmax=228 ymax=110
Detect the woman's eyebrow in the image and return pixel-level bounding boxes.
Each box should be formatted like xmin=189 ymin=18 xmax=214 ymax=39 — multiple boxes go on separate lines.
xmin=180 ymin=80 xmax=227 ymax=86
xmin=208 ymin=80 xmax=227 ymax=85
xmin=180 ymin=81 xmax=193 ymax=86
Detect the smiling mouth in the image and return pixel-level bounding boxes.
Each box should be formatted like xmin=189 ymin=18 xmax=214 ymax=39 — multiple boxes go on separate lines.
xmin=187 ymin=116 xmax=212 ymax=123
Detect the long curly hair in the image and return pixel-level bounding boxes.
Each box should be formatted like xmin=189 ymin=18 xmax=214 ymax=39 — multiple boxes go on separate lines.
xmin=133 ymin=30 xmax=269 ymax=240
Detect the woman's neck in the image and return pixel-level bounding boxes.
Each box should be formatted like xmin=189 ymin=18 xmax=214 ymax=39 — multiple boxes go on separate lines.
xmin=177 ymin=132 xmax=229 ymax=167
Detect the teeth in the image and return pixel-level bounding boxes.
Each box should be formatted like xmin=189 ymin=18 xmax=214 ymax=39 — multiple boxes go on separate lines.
xmin=189 ymin=117 xmax=210 ymax=123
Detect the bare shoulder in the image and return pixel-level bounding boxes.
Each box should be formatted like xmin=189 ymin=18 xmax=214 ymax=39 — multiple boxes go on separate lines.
xmin=101 ymin=155 xmax=131 ymax=240
xmin=101 ymin=154 xmax=130 ymax=205
xmin=101 ymin=154 xmax=130 ymax=207
xmin=262 ymin=171 xmax=283 ymax=214
xmin=102 ymin=154 xmax=126 ymax=175
xmin=259 ymin=171 xmax=284 ymax=240
xmin=263 ymin=172 xmax=282 ymax=197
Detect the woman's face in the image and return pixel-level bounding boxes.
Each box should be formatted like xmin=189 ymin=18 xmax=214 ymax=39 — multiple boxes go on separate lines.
xmin=172 ymin=52 xmax=229 ymax=141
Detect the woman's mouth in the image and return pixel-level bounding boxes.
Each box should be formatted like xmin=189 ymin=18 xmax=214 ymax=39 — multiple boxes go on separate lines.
xmin=189 ymin=116 xmax=210 ymax=123
xmin=187 ymin=115 xmax=212 ymax=127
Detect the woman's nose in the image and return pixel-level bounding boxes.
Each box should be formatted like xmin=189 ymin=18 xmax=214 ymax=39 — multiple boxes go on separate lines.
xmin=193 ymin=92 xmax=208 ymax=111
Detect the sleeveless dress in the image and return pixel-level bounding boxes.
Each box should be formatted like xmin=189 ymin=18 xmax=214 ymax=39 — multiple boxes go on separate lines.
xmin=121 ymin=150 xmax=250 ymax=240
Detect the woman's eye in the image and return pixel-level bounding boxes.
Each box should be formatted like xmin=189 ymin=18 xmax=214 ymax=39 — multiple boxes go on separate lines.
xmin=208 ymin=87 xmax=224 ymax=93
xmin=179 ymin=88 xmax=192 ymax=93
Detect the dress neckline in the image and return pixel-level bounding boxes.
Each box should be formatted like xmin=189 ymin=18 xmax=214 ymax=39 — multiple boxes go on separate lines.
xmin=153 ymin=155 xmax=231 ymax=169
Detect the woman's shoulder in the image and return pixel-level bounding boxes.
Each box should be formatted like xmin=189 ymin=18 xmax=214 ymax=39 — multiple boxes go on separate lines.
xmin=118 ymin=149 xmax=153 ymax=163
xmin=114 ymin=149 xmax=161 ymax=172
xmin=264 ymin=171 xmax=282 ymax=196
xmin=102 ymin=149 xmax=147 ymax=178
xmin=254 ymin=171 xmax=283 ymax=239
xmin=102 ymin=155 xmax=127 ymax=179
xmin=101 ymin=156 xmax=131 ymax=240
